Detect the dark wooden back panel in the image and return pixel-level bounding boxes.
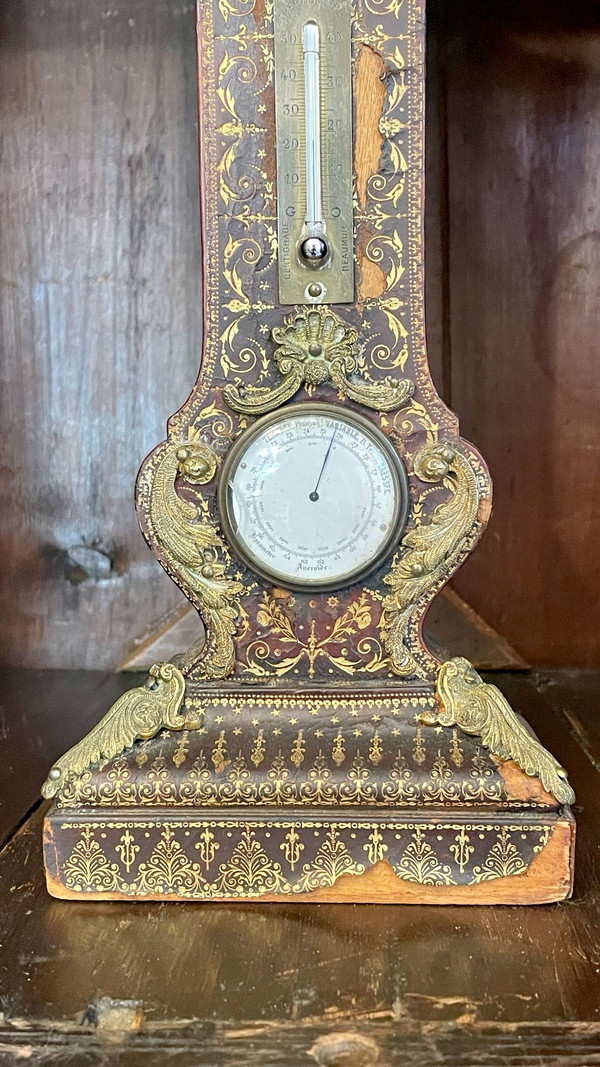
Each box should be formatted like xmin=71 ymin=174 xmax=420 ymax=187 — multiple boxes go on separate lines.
xmin=444 ymin=0 xmax=600 ymax=666
xmin=0 ymin=0 xmax=202 ymax=667
xmin=0 ymin=0 xmax=598 ymax=668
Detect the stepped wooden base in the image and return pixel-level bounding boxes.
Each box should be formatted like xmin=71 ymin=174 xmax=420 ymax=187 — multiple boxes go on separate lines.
xmin=42 ymin=682 xmax=575 ymax=904
xmin=43 ymin=806 xmax=574 ymax=905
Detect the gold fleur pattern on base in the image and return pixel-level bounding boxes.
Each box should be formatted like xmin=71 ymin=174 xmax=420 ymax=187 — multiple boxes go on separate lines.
xmin=53 ymin=743 xmax=542 ymax=812
xmin=55 ymin=818 xmax=557 ymax=899
xmin=50 ymin=682 xmax=567 ymax=816
xmin=116 ymin=830 xmax=139 ymax=873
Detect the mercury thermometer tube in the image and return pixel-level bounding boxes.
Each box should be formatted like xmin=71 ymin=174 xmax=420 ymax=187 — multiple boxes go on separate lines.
xmin=300 ymin=21 xmax=329 ymax=266
xmin=303 ymin=21 xmax=323 ymax=227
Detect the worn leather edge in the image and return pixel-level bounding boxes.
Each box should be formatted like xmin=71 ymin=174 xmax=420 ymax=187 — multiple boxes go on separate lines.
xmin=42 ymin=808 xmax=575 ymax=906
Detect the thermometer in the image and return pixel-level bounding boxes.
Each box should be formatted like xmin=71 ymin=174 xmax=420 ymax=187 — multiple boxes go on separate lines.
xmin=273 ymin=0 xmax=354 ymax=305
xmin=302 ymin=22 xmax=326 ymax=247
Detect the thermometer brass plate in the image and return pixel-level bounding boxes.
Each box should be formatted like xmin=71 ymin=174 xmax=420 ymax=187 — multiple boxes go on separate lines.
xmin=274 ymin=0 xmax=354 ymax=305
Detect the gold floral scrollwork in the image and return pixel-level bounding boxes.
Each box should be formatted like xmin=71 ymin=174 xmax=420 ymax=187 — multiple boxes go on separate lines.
xmin=216 ymin=54 xmax=266 ymax=208
xmin=374 ymin=76 xmax=408 ymax=209
xmin=136 ymin=826 xmax=207 ymax=897
xmin=42 ymin=663 xmax=196 ymax=799
xmin=243 ymin=590 xmax=387 ymax=678
xmin=380 ymin=442 xmax=481 ymax=678
xmin=364 ymin=0 xmax=404 ymax=17
xmin=218 ymin=0 xmax=256 ymax=22
xmin=213 ymin=827 xmax=290 ymax=896
xmin=297 ymin=827 xmax=365 ymax=892
xmin=365 ymin=229 xmax=405 ymax=290
xmin=394 ymin=827 xmax=453 ymax=886
xmin=220 ymin=234 xmax=274 ymax=379
xmin=224 ymin=306 xmax=414 ymax=416
xmin=144 ymin=441 xmax=243 ymax=680
xmin=63 ymin=827 xmax=124 ymax=894
xmin=472 ymin=827 xmax=529 ymax=883
xmin=423 ymin=657 xmax=576 ymax=806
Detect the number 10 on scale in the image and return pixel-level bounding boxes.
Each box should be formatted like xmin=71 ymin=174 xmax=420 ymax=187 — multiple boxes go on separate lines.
xmin=273 ymin=0 xmax=354 ymax=305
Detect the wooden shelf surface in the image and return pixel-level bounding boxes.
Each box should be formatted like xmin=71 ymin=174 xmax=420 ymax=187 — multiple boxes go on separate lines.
xmin=0 ymin=668 xmax=598 ymax=1064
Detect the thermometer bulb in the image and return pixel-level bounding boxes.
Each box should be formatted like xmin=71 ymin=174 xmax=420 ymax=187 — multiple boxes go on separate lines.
xmin=300 ymin=236 xmax=328 ymax=265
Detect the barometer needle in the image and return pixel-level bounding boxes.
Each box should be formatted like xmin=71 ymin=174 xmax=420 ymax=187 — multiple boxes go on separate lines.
xmin=309 ymin=427 xmax=337 ymax=502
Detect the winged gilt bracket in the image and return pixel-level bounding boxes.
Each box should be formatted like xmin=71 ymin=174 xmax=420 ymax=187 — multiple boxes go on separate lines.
xmin=223 ymin=306 xmax=415 ymax=416
xmin=423 ymin=658 xmax=575 ymax=806
xmin=41 ymin=663 xmax=196 ymax=800
xmin=42 ymin=657 xmax=575 ymax=807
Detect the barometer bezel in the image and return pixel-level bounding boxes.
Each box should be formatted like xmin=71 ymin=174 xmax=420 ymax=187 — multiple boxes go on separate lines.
xmin=217 ymin=402 xmax=410 ymax=592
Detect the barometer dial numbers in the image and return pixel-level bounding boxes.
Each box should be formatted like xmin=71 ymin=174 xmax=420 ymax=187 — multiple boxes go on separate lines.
xmin=218 ymin=405 xmax=409 ymax=592
xmin=273 ymin=0 xmax=354 ymax=305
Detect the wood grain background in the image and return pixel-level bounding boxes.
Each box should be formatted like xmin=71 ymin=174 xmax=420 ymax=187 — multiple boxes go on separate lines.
xmin=0 ymin=0 xmax=202 ymax=668
xmin=443 ymin=0 xmax=600 ymax=666
xmin=0 ymin=0 xmax=598 ymax=668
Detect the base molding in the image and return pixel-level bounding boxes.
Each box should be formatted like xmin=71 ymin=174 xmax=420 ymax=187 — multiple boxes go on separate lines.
xmin=43 ymin=805 xmax=575 ymax=905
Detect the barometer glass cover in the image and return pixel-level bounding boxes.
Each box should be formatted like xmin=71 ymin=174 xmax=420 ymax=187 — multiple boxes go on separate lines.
xmin=218 ymin=404 xmax=409 ymax=591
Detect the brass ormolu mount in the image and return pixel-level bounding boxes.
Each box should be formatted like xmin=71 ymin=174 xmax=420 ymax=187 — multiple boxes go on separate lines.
xmin=43 ymin=657 xmax=574 ymax=807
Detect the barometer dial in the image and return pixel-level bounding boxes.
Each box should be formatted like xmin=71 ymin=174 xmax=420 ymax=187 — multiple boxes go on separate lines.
xmin=218 ymin=404 xmax=409 ymax=591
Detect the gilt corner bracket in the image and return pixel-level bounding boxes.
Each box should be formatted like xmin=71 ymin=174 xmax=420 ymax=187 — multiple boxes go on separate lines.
xmin=41 ymin=662 xmax=200 ymax=800
xmin=423 ymin=657 xmax=575 ymax=806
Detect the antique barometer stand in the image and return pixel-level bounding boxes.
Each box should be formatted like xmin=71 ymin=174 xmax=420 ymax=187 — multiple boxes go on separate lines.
xmin=42 ymin=0 xmax=575 ymax=903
